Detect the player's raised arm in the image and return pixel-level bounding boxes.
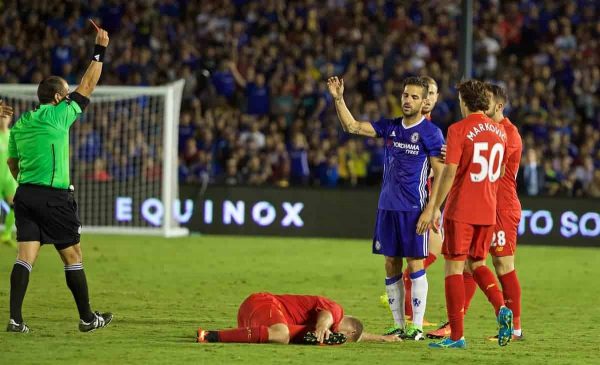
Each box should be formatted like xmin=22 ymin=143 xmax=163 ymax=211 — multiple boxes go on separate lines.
xmin=75 ymin=20 xmax=110 ymax=98
xmin=327 ymin=77 xmax=377 ymax=137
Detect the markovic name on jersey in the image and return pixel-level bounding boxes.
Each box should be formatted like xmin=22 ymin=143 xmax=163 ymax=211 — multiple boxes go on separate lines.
xmin=466 ymin=122 xmax=506 ymax=141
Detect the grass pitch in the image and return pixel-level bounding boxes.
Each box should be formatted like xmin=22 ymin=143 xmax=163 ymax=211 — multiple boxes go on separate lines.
xmin=0 ymin=234 xmax=599 ymax=364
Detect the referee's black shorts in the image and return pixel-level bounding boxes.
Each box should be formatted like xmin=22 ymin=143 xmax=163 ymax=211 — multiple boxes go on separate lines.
xmin=14 ymin=184 xmax=81 ymax=250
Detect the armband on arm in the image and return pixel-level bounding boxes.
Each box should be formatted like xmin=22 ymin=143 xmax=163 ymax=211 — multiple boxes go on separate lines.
xmin=68 ymin=92 xmax=90 ymax=111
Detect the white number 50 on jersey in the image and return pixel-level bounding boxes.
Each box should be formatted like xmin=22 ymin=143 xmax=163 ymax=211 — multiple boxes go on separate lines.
xmin=470 ymin=142 xmax=504 ymax=183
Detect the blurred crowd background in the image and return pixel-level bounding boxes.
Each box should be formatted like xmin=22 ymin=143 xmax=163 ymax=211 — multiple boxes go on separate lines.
xmin=0 ymin=0 xmax=598 ymax=197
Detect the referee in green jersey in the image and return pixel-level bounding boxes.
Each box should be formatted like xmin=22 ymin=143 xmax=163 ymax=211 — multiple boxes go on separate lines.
xmin=6 ymin=23 xmax=112 ymax=333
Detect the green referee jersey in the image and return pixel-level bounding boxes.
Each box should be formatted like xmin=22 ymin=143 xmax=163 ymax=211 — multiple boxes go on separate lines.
xmin=0 ymin=129 xmax=17 ymax=198
xmin=8 ymin=97 xmax=83 ymax=189
xmin=0 ymin=129 xmax=10 ymax=177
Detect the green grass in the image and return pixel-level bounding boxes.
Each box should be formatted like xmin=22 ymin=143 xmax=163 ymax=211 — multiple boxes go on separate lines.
xmin=0 ymin=235 xmax=599 ymax=364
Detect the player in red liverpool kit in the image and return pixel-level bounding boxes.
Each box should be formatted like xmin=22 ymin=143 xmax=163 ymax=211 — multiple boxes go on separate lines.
xmin=426 ymin=80 xmax=513 ymax=349
xmin=427 ymin=84 xmax=524 ymax=341
xmin=481 ymin=84 xmax=524 ymax=341
xmin=196 ymin=293 xmax=400 ymax=345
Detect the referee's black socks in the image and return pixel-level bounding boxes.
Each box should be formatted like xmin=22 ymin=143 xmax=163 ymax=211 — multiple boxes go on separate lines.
xmin=65 ymin=263 xmax=95 ymax=323
xmin=10 ymin=259 xmax=32 ymax=324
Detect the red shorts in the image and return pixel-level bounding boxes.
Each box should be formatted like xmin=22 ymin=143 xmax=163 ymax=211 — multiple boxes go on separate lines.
xmin=442 ymin=218 xmax=494 ymax=261
xmin=490 ymin=209 xmax=521 ymax=257
xmin=237 ymin=293 xmax=288 ymax=328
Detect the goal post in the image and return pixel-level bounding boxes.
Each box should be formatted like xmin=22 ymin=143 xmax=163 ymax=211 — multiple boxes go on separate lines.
xmin=0 ymin=80 xmax=188 ymax=237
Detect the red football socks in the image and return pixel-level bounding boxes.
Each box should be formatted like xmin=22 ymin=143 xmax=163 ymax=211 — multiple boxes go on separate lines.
xmin=473 ymin=266 xmax=505 ymax=315
xmin=445 ymin=274 xmax=465 ymax=341
xmin=463 ymin=271 xmax=477 ymax=315
xmin=499 ymin=270 xmax=522 ymax=330
xmin=404 ymin=253 xmax=437 ymax=317
xmin=217 ymin=326 xmax=269 ymax=343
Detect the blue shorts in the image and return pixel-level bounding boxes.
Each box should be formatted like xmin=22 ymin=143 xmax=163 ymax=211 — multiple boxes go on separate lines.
xmin=372 ymin=209 xmax=428 ymax=258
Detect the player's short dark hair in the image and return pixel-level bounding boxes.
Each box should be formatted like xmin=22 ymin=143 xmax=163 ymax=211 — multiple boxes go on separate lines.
xmin=37 ymin=76 xmax=68 ymax=104
xmin=457 ymin=79 xmax=489 ymax=112
xmin=402 ymin=76 xmax=429 ymax=98
xmin=421 ymin=76 xmax=438 ymax=92
xmin=486 ymin=83 xmax=508 ymax=104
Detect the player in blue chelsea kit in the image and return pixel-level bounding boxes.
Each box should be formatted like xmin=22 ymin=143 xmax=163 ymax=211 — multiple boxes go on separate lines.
xmin=327 ymin=76 xmax=445 ymax=340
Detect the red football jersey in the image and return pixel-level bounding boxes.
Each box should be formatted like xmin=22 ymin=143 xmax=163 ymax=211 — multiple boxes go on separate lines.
xmin=274 ymin=295 xmax=344 ymax=331
xmin=497 ymin=118 xmax=522 ymax=211
xmin=444 ymin=113 xmax=508 ymax=225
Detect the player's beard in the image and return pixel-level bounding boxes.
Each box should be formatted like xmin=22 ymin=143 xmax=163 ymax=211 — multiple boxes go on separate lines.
xmin=404 ymin=109 xmax=419 ymax=117
xmin=403 ymin=104 xmax=421 ymax=118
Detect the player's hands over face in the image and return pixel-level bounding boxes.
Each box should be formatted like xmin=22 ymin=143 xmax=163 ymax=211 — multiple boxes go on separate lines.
xmin=327 ymin=76 xmax=344 ymax=100
xmin=0 ymin=100 xmax=13 ymax=118
xmin=440 ymin=144 xmax=447 ymax=163
xmin=315 ymin=326 xmax=331 ymax=344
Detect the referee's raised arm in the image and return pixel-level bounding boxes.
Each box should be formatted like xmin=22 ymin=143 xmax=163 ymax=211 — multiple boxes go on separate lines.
xmin=75 ymin=21 xmax=110 ymax=98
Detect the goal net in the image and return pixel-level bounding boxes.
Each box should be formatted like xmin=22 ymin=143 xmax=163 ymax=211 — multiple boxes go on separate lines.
xmin=0 ymin=80 xmax=188 ymax=237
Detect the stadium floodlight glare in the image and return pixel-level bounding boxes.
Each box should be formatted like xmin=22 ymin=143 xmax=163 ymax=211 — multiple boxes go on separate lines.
xmin=0 ymin=80 xmax=188 ymax=237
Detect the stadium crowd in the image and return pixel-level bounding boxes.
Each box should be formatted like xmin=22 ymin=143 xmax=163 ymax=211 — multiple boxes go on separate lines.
xmin=0 ymin=0 xmax=598 ymax=197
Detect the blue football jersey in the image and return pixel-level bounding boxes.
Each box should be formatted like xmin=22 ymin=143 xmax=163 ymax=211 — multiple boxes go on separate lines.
xmin=370 ymin=117 xmax=445 ymax=211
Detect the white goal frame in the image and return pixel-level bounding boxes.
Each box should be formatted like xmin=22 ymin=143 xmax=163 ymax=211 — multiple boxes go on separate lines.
xmin=0 ymin=80 xmax=188 ymax=238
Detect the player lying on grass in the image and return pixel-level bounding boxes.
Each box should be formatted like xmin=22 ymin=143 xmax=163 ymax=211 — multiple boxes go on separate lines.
xmin=196 ymin=292 xmax=401 ymax=344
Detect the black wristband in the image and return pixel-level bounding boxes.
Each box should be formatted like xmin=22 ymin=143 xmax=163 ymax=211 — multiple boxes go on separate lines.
xmin=92 ymin=44 xmax=106 ymax=62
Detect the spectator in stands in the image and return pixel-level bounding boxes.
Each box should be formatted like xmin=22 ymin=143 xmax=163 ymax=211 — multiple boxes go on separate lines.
xmin=229 ymin=62 xmax=270 ymax=117
xmin=289 ymin=133 xmax=310 ymax=186
xmin=587 ymin=171 xmax=600 ymax=198
xmin=88 ymin=158 xmax=111 ymax=182
xmin=519 ymin=148 xmax=545 ymax=196
xmin=219 ymin=158 xmax=242 ymax=186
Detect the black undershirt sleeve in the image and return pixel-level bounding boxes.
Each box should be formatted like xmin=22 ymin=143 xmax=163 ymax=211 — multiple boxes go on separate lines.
xmin=68 ymin=92 xmax=90 ymax=111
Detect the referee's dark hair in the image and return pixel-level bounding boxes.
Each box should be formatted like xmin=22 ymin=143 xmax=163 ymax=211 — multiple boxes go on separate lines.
xmin=37 ymin=76 xmax=68 ymax=104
